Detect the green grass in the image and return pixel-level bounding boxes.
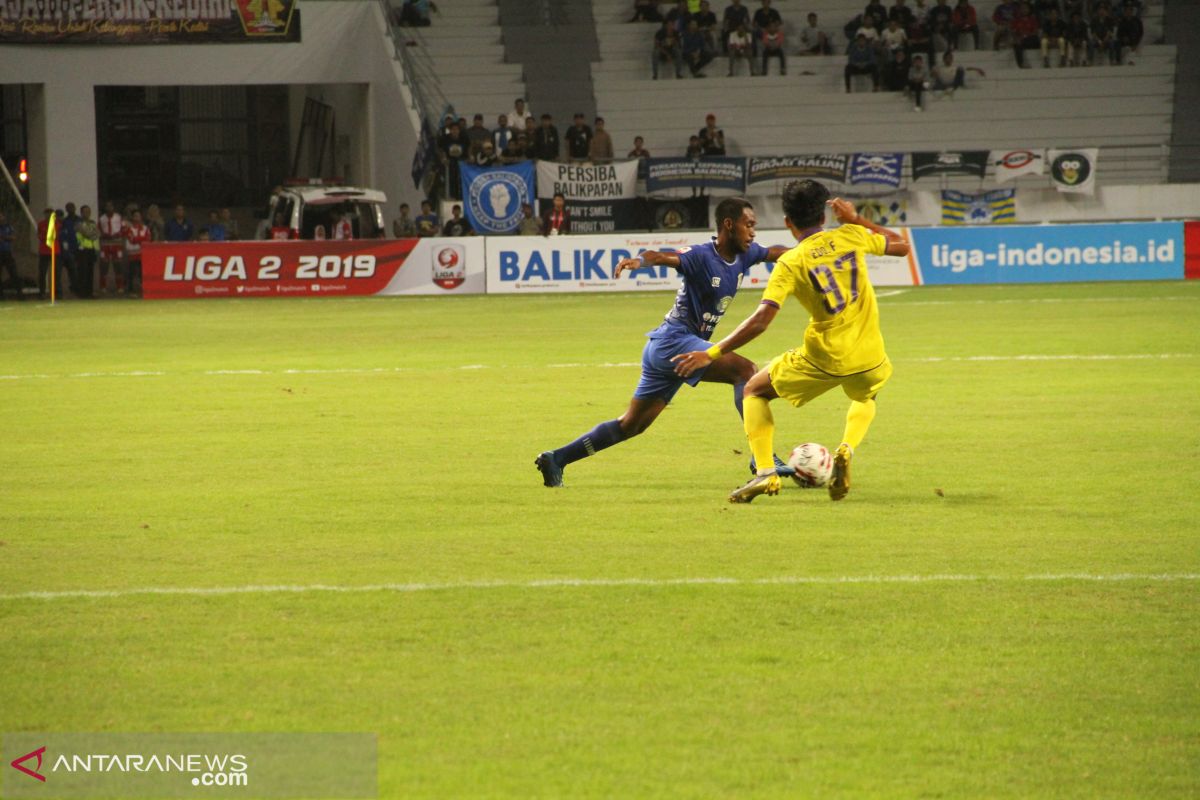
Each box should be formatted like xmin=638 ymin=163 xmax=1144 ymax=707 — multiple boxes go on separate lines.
xmin=1 ymin=282 xmax=1198 ymax=797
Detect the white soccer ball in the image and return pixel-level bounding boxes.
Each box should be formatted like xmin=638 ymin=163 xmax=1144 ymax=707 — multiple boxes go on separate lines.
xmin=787 ymin=443 xmax=833 ymax=488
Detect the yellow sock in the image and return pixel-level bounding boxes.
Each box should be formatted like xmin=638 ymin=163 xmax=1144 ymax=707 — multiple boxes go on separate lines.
xmin=841 ymin=399 xmax=877 ymax=452
xmin=744 ymin=395 xmax=776 ymax=475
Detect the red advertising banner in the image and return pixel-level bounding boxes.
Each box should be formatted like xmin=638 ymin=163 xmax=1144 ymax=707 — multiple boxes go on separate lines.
xmin=141 ymin=238 xmax=485 ymax=299
xmin=1185 ymin=220 xmax=1200 ymax=280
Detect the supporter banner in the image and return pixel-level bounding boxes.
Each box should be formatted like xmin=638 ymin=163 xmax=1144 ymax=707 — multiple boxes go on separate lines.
xmin=858 ymin=196 xmax=907 ymax=226
xmin=649 ymin=197 xmax=709 ymax=231
xmin=1048 ymin=148 xmax=1099 ymax=194
xmin=990 ymin=149 xmax=1045 ymax=182
xmin=0 ymin=0 xmax=301 ymax=44
xmin=940 ymin=189 xmax=1015 ymax=225
xmin=411 ymin=119 xmax=439 ymax=190
xmin=645 ymin=158 xmax=746 ymax=194
xmin=909 ymin=222 xmax=1183 ymax=285
xmin=461 ymin=161 xmax=535 ymax=235
xmin=535 ymin=160 xmax=638 ymax=200
xmin=847 ymin=153 xmax=904 ymax=188
xmin=911 ymin=151 xmax=989 ymax=180
xmin=747 ymin=155 xmax=849 ymax=186
xmin=141 ymin=239 xmax=485 ymax=299
xmin=1185 ymin=220 xmax=1200 ymax=280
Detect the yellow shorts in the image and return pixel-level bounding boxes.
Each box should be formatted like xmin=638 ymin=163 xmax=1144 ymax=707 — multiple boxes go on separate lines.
xmin=767 ymin=351 xmax=892 ymax=408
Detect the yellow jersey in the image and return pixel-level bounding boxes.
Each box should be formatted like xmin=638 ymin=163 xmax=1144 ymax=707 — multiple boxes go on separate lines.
xmin=761 ymin=224 xmax=889 ymax=376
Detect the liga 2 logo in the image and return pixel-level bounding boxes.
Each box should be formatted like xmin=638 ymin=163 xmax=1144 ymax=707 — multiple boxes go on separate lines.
xmin=432 ymin=245 xmax=466 ymax=290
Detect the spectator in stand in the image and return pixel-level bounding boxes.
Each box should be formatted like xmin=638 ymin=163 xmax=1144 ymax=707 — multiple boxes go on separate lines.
xmin=930 ymin=49 xmax=985 ymax=92
xmin=699 ymin=114 xmax=726 ymax=155
xmin=75 ymin=206 xmax=99 ymax=298
xmin=36 ymin=208 xmax=61 ymax=300
xmin=493 ymin=114 xmax=516 ymax=153
xmin=268 ymin=212 xmax=291 ymax=240
xmin=881 ymin=17 xmax=908 ymax=54
xmin=845 ymin=33 xmax=880 ymax=92
xmin=695 ymin=0 xmax=719 ymax=52
xmin=992 ymin=0 xmax=1019 ymax=50
xmin=1115 ymin=3 xmax=1142 ymax=64
xmin=415 ymin=200 xmax=439 ymax=237
xmin=1090 ymin=3 xmax=1119 ymax=64
xmin=907 ymin=12 xmax=934 ymax=62
xmin=926 ymin=0 xmax=953 ymax=51
xmin=798 ymin=12 xmax=831 ymax=55
xmin=1031 ymin=0 xmax=1060 ymax=21
xmin=864 ymin=0 xmax=888 ymax=23
xmin=473 ymin=141 xmax=499 ymax=166
xmin=122 ymin=209 xmax=150 ymax=297
xmin=727 ymin=21 xmax=755 ymax=75
xmin=1064 ymin=9 xmax=1091 ymax=65
xmin=437 ymin=119 xmax=469 ymax=199
xmin=1040 ymin=7 xmax=1067 ymax=67
xmin=501 ymin=136 xmax=527 ymax=164
xmin=465 ymin=114 xmax=491 ymax=157
xmin=58 ymin=202 xmax=79 ymax=296
xmin=682 ymin=19 xmax=715 ymax=76
xmin=145 ymin=204 xmax=166 ymax=242
xmin=631 ymin=0 xmax=662 ymax=22
xmin=518 ymin=203 xmax=543 ymax=235
xmin=537 ymin=113 xmax=559 ymax=160
xmin=393 ymin=203 xmax=417 ymax=238
xmin=1011 ymin=1 xmax=1041 ymax=67
xmin=165 ymin=205 xmax=194 ymax=242
xmin=760 ymin=19 xmax=786 ymax=75
xmin=565 ymin=114 xmax=593 ymax=162
xmin=98 ymin=199 xmax=124 ymax=294
xmin=510 ymin=98 xmax=532 ymax=128
xmin=882 ymin=47 xmax=911 ymax=91
xmin=207 ymin=210 xmax=227 ymax=241
xmin=542 ymin=193 xmax=571 ymax=236
xmin=686 ymin=134 xmax=704 ymax=158
xmin=0 ymin=211 xmax=19 ymax=300
xmin=441 ymin=205 xmax=472 ymax=236
xmin=665 ymin=0 xmax=690 ymax=32
xmin=196 ymin=228 xmax=211 ymax=242
xmin=721 ymin=0 xmax=750 ymax=53
xmin=854 ymin=11 xmax=883 ymax=45
xmin=907 ymin=53 xmax=930 ymax=110
xmin=752 ymin=0 xmax=781 ymax=50
xmin=333 ymin=209 xmax=355 ymax=239
xmin=1062 ymin=0 xmax=1085 ymax=17
xmin=219 ymin=207 xmax=238 ymax=240
xmin=589 ymin=118 xmax=614 ymax=163
xmin=398 ymin=0 xmax=434 ymax=26
xmin=628 ymin=136 xmax=651 ymax=159
xmin=888 ymin=0 xmax=915 ymax=28
xmin=950 ymin=0 xmax=978 ymax=49
xmin=652 ymin=19 xmax=684 ymax=79
xmin=523 ymin=116 xmax=538 ymax=146
xmin=1118 ymin=0 xmax=1142 ymax=16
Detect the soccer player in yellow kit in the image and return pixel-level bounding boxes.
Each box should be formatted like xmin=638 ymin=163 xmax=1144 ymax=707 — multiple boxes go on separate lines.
xmin=671 ymin=180 xmax=910 ymax=502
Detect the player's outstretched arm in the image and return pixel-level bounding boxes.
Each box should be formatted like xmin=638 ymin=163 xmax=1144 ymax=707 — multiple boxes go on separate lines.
xmin=613 ymin=249 xmax=682 ymax=278
xmin=763 ymin=245 xmax=790 ymax=262
xmin=828 ymin=198 xmax=910 ymax=257
xmin=670 ymin=302 xmax=780 ymax=377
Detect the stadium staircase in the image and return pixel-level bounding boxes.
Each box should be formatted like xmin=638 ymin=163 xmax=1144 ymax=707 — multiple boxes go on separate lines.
xmin=588 ymin=0 xmax=1175 ymax=188
xmin=1164 ymin=0 xmax=1200 ymax=182
xmin=498 ymin=0 xmax=600 ymax=125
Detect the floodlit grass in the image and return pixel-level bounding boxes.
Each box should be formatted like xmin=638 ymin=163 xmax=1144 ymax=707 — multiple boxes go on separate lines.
xmin=1 ymin=281 xmax=1198 ymax=797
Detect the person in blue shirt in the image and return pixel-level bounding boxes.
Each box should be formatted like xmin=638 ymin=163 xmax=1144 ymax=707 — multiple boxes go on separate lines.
xmin=535 ymin=197 xmax=793 ymax=488
xmin=0 ymin=211 xmax=20 ymax=300
xmin=164 ymin=205 xmax=194 ymax=242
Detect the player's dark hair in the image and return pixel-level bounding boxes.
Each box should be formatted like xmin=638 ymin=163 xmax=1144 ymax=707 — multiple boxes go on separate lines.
xmin=781 ymin=180 xmax=830 ymax=229
xmin=715 ymin=197 xmax=753 ymax=230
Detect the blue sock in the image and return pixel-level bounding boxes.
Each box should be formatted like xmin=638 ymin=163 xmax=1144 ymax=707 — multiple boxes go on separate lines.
xmin=553 ymin=419 xmax=627 ymax=467
xmin=733 ymin=382 xmax=746 ymax=419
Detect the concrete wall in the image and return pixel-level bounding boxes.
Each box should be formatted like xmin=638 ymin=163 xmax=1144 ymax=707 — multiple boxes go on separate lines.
xmin=0 ymin=0 xmax=423 ymax=239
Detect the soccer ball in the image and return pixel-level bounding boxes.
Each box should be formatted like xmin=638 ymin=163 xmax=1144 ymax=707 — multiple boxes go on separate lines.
xmin=787 ymin=443 xmax=833 ymax=488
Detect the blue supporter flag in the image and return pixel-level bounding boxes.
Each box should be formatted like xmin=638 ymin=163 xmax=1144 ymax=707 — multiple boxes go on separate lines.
xmin=847 ymin=153 xmax=904 ymax=188
xmin=460 ymin=161 xmax=535 ymax=235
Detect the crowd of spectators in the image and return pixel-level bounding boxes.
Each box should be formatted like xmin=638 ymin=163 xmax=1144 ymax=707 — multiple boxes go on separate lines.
xmin=633 ymin=0 xmax=1147 ymax=86
xmin=0 ymin=200 xmax=232 ymax=300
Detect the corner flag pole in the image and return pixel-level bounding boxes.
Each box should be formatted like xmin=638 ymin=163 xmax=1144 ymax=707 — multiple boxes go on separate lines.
xmin=46 ymin=211 xmax=57 ymax=305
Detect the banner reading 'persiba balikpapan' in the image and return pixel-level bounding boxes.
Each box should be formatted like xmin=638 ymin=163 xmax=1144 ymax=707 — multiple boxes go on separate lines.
xmin=0 ymin=0 xmax=301 ymax=44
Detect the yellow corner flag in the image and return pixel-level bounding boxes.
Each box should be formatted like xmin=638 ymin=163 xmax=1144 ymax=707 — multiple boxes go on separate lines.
xmin=47 ymin=211 xmax=57 ymax=304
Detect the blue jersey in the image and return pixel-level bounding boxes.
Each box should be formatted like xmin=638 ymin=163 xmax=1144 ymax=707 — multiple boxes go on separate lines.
xmin=648 ymin=239 xmax=769 ymax=341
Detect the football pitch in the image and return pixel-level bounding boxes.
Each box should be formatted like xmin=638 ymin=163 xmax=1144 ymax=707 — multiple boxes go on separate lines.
xmin=1 ymin=281 xmax=1198 ymax=797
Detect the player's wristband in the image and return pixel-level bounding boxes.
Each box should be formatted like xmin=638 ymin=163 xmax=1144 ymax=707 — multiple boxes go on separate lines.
xmin=705 ymin=344 xmax=723 ymax=360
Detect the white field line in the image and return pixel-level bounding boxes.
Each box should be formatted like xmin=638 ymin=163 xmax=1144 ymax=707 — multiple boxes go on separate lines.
xmin=0 ymin=353 xmax=1194 ymax=382
xmin=1 ymin=573 xmax=1197 ymax=603
xmin=888 ymin=294 xmax=1198 ymax=307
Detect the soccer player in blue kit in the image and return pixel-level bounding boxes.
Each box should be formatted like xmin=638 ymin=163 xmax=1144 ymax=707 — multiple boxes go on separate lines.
xmin=535 ymin=197 xmax=793 ymax=487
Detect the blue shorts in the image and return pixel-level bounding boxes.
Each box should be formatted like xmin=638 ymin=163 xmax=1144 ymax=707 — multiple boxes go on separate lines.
xmin=633 ymin=330 xmax=712 ymax=402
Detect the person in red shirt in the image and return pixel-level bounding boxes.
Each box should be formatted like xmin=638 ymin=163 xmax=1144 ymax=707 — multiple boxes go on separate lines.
xmin=332 ymin=211 xmax=353 ymax=240
xmin=950 ymin=0 xmax=978 ymax=50
xmin=542 ymin=193 xmax=571 ymax=237
xmin=36 ymin=207 xmax=61 ymax=300
xmin=1011 ymin=1 xmax=1041 ymax=67
xmin=269 ymin=212 xmax=293 ymax=240
xmin=122 ymin=209 xmax=152 ymax=297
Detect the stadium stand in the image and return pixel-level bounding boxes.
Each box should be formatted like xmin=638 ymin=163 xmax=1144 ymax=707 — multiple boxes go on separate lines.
xmin=589 ymin=1 xmax=1173 ymax=187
